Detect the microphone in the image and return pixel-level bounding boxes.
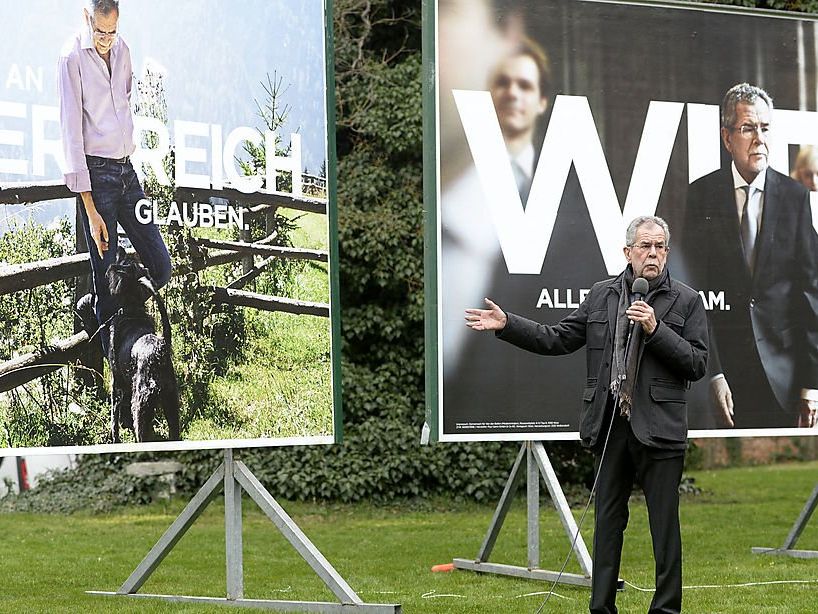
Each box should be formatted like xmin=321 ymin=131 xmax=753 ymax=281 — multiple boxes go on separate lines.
xmin=631 ymin=277 xmax=649 ymax=303
xmin=626 ymin=277 xmax=649 ymax=342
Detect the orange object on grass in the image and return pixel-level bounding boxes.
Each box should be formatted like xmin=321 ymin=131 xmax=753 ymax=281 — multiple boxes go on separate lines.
xmin=431 ymin=563 xmax=455 ymax=572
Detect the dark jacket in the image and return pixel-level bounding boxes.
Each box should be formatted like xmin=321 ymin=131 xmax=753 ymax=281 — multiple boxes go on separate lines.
xmin=682 ymin=167 xmax=818 ymax=412
xmin=497 ymin=270 xmax=708 ymax=450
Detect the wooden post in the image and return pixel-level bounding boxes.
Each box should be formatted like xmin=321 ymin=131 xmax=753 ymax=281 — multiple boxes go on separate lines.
xmin=236 ymin=200 xmax=253 ymax=276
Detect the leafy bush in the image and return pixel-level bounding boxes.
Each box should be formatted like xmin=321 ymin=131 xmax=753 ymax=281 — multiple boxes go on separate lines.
xmin=0 ymin=454 xmax=162 ymax=514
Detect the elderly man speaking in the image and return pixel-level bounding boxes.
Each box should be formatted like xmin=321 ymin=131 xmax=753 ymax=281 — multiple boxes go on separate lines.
xmin=465 ymin=216 xmax=707 ymax=614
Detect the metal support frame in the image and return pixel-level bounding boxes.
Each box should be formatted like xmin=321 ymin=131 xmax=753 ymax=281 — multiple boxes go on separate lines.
xmin=89 ymin=449 xmax=401 ymax=612
xmin=752 ymin=482 xmax=818 ymax=559
xmin=453 ymin=441 xmax=621 ymax=589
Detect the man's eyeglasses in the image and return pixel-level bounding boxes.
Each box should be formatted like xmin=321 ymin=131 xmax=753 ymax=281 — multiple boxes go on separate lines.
xmin=630 ymin=242 xmax=667 ymax=253
xmin=91 ymin=21 xmax=117 ymax=41
xmin=733 ymin=123 xmax=769 ymax=139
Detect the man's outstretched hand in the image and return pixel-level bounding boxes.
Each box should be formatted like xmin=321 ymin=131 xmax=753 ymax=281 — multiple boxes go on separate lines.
xmin=465 ymin=298 xmax=508 ymax=332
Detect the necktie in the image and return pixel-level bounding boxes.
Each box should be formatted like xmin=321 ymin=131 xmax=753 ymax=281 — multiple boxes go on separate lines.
xmin=512 ymin=160 xmax=531 ymax=208
xmin=740 ymin=185 xmax=757 ymax=271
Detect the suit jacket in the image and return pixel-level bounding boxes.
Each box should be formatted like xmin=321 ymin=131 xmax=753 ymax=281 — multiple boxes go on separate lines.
xmin=497 ymin=270 xmax=708 ymax=450
xmin=682 ymin=167 xmax=818 ymax=413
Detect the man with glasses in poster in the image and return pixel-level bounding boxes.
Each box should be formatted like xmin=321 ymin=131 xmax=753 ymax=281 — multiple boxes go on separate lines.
xmin=682 ymin=83 xmax=818 ymax=429
xmin=58 ymin=0 xmax=171 ymax=353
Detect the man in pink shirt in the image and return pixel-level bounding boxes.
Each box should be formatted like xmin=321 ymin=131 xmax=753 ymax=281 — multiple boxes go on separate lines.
xmin=59 ymin=0 xmax=171 ymax=351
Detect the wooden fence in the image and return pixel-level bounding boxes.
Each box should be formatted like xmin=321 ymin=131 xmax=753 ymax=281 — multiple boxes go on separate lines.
xmin=0 ymin=179 xmax=330 ymax=393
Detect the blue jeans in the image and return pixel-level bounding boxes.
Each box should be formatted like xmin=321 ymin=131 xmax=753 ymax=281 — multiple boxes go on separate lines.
xmin=79 ymin=156 xmax=171 ymax=351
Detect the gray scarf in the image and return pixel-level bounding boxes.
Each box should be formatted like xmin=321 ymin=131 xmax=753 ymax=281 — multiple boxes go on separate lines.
xmin=610 ymin=266 xmax=668 ymax=418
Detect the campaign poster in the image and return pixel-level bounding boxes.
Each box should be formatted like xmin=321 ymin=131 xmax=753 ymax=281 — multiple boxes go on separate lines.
xmin=0 ymin=0 xmax=341 ymax=454
xmin=427 ymin=0 xmax=818 ymax=441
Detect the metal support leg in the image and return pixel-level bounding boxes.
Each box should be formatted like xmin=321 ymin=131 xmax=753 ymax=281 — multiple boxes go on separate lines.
xmin=234 ymin=460 xmax=362 ymax=604
xmin=453 ymin=441 xmax=594 ymax=588
xmin=476 ymin=444 xmax=526 ymax=562
xmin=118 ymin=462 xmax=226 ymax=594
xmin=527 ymin=442 xmax=540 ymax=569
xmin=752 ymin=482 xmax=818 ymax=559
xmin=225 ymin=449 xmax=244 ymax=600
xmin=90 ymin=450 xmax=400 ymax=612
xmin=531 ymin=442 xmax=593 ymax=576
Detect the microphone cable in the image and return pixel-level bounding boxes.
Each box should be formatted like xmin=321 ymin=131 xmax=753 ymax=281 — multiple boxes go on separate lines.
xmin=533 ymin=388 xmax=620 ymax=614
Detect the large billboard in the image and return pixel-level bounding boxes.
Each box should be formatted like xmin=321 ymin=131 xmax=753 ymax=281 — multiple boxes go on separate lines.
xmin=426 ymin=0 xmax=818 ymax=441
xmin=0 ymin=0 xmax=341 ymax=454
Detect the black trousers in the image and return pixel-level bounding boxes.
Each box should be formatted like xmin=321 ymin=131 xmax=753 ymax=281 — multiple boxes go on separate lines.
xmin=589 ymin=413 xmax=685 ymax=614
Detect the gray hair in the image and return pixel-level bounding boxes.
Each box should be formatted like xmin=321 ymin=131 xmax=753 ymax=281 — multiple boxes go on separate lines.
xmin=88 ymin=0 xmax=119 ymax=16
xmin=721 ymin=83 xmax=773 ymax=130
xmin=626 ymin=215 xmax=670 ymax=246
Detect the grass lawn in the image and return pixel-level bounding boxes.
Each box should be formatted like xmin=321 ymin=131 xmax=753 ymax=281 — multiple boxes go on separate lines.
xmin=184 ymin=207 xmax=334 ymax=441
xmin=0 ymin=461 xmax=816 ymax=612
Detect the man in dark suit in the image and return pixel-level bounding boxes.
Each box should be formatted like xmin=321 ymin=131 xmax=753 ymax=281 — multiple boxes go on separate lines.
xmin=682 ymin=83 xmax=818 ymax=430
xmin=466 ymin=216 xmax=708 ymax=614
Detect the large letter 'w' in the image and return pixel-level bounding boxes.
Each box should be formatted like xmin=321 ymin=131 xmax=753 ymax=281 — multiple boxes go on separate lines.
xmin=452 ymin=92 xmax=684 ymax=275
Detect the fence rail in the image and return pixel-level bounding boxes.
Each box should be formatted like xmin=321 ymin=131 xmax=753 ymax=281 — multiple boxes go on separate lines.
xmin=0 ymin=180 xmax=327 ymax=214
xmin=0 ymin=331 xmax=89 ymax=393
xmin=194 ymin=238 xmax=328 ymax=263
xmin=0 ymin=180 xmax=74 ymax=205
xmin=175 ymin=186 xmax=326 ymax=215
xmin=0 ymin=253 xmax=89 ymax=296
xmin=211 ymin=287 xmax=330 ymax=317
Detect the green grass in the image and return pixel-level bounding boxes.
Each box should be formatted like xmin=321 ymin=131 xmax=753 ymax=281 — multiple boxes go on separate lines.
xmin=283 ymin=209 xmax=330 ymax=252
xmin=197 ymin=306 xmax=332 ymax=439
xmin=1 ymin=461 xmax=817 ymax=612
xmin=184 ymin=208 xmax=333 ymax=441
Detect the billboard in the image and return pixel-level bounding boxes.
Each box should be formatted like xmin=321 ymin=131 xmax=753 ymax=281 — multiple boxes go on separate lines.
xmin=0 ymin=0 xmax=341 ymax=454
xmin=426 ymin=0 xmax=818 ymax=441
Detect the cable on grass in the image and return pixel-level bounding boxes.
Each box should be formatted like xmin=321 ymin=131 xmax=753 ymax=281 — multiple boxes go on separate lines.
xmin=624 ymin=579 xmax=818 ymax=592
xmin=421 ymin=590 xmax=466 ymax=599
xmin=516 ymin=590 xmax=573 ymax=601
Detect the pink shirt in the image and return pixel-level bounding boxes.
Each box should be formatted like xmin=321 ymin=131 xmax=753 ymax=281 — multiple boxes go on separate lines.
xmin=58 ymin=28 xmax=136 ymax=193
